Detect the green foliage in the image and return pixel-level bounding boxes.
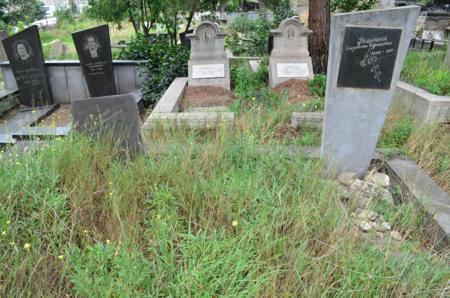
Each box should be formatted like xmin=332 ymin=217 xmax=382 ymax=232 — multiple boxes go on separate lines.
xmin=226 ymin=13 xmax=272 ymax=57
xmin=378 ymin=116 xmax=414 ymax=148
xmin=0 ymin=129 xmax=449 ymax=296
xmin=300 ymin=97 xmax=324 ymax=112
xmin=308 ymin=74 xmax=326 ymax=98
xmin=331 ymin=0 xmax=378 ymax=12
xmin=401 ymin=50 xmax=450 ymax=96
xmin=119 ymin=33 xmax=189 ymax=106
xmin=273 ymin=0 xmax=296 ymax=28
xmin=8 ymin=0 xmax=46 ymax=25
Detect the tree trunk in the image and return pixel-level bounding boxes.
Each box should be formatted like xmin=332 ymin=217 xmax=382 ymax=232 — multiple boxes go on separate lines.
xmin=308 ymin=0 xmax=330 ymax=74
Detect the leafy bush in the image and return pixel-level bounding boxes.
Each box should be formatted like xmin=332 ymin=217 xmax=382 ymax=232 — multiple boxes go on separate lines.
xmin=119 ymin=33 xmax=189 ymax=107
xmin=331 ymin=0 xmax=378 ymax=12
xmin=273 ymin=0 xmax=296 ymax=28
xmin=401 ymin=50 xmax=450 ymax=96
xmin=308 ymin=74 xmax=326 ymax=98
xmin=226 ymin=13 xmax=272 ymax=57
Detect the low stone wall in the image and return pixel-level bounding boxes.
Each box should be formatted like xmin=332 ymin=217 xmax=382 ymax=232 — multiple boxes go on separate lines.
xmin=0 ymin=60 xmax=147 ymax=104
xmin=143 ymin=77 xmax=234 ymax=129
xmin=393 ymin=81 xmax=450 ymax=126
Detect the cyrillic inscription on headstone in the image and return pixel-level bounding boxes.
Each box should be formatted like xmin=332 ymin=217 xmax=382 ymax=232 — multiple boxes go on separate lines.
xmin=337 ymin=26 xmax=401 ymax=90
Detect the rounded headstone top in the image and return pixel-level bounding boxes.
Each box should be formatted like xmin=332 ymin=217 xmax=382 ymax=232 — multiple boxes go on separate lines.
xmin=189 ymin=21 xmax=225 ymax=42
xmin=272 ymin=16 xmax=312 ymax=37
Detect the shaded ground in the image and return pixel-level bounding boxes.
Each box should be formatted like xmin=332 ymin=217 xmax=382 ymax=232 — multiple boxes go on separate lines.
xmin=0 ymin=105 xmax=22 ymax=124
xmin=273 ymin=79 xmax=314 ymax=104
xmin=38 ymin=104 xmax=72 ymax=127
xmin=181 ymin=86 xmax=234 ymax=111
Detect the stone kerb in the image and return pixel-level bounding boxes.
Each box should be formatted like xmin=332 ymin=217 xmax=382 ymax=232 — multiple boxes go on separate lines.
xmin=394 ymin=81 xmax=450 ymax=126
xmin=269 ymin=17 xmax=314 ymax=87
xmin=143 ymin=77 xmax=234 ymax=130
xmin=187 ymin=21 xmax=230 ymax=90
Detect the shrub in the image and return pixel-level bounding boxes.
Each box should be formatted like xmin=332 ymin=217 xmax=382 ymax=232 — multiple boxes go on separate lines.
xmin=308 ymin=74 xmax=326 ymax=98
xmin=378 ymin=116 xmax=414 ymax=148
xmin=119 ymin=33 xmax=189 ymax=107
xmin=273 ymin=0 xmax=296 ymax=28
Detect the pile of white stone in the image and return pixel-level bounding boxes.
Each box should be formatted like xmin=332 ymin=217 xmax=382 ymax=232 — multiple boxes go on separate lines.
xmin=337 ymin=171 xmax=403 ymax=241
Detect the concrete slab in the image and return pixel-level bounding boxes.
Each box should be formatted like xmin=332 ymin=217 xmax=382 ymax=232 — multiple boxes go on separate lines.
xmin=291 ymin=112 xmax=323 ymax=129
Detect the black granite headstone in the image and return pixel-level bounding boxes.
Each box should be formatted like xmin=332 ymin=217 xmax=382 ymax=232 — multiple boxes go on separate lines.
xmin=337 ymin=26 xmax=402 ymax=90
xmin=71 ymin=93 xmax=143 ymax=154
xmin=72 ymin=24 xmax=116 ymax=97
xmin=2 ymin=26 xmax=53 ymax=107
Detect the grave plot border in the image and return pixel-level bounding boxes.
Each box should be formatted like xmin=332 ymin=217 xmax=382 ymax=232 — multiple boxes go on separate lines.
xmin=393 ymin=81 xmax=450 ymax=126
xmin=142 ymin=77 xmax=234 ymax=130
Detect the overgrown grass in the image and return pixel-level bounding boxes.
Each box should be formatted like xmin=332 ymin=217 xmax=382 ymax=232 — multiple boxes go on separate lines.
xmin=0 ymin=130 xmax=449 ymax=296
xmin=401 ymin=49 xmax=450 ymax=96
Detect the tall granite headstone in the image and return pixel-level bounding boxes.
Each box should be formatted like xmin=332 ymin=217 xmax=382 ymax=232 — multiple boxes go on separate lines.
xmin=72 ymin=24 xmax=116 ymax=97
xmin=187 ymin=21 xmax=230 ymax=90
xmin=2 ymin=26 xmax=53 ymax=107
xmin=321 ymin=6 xmax=421 ymax=177
xmin=269 ymin=17 xmax=314 ymax=88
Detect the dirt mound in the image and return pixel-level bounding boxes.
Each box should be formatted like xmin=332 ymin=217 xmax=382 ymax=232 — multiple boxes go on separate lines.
xmin=273 ymin=79 xmax=313 ymax=104
xmin=182 ymin=86 xmax=234 ymax=110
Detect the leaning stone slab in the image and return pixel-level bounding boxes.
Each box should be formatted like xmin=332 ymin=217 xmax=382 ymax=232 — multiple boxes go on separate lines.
xmin=71 ymin=94 xmax=143 ymax=154
xmin=152 ymin=77 xmax=187 ymax=113
xmin=393 ymin=81 xmax=450 ymax=126
xmin=386 ymin=157 xmax=450 ymax=247
xmin=291 ymin=112 xmax=323 ymax=129
xmin=321 ymin=6 xmax=421 ymax=177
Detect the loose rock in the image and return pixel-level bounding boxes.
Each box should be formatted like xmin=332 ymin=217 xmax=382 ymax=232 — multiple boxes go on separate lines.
xmin=375 ymin=222 xmax=391 ymax=232
xmin=359 ymin=221 xmax=372 ymax=232
xmin=376 ymin=187 xmax=394 ymax=204
xmin=338 ymin=172 xmax=357 ymax=186
xmin=370 ymin=173 xmax=390 ymax=188
xmin=357 ymin=210 xmax=378 ymax=222
xmin=390 ymin=230 xmax=402 ymax=241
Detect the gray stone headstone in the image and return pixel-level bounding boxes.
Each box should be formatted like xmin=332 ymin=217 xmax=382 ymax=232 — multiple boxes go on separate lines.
xmin=321 ymin=6 xmax=421 ymax=177
xmin=269 ymin=17 xmax=314 ymax=88
xmin=187 ymin=21 xmax=230 ymax=90
xmin=48 ymin=39 xmax=68 ymax=59
xmin=72 ymin=24 xmax=116 ymax=97
xmin=71 ymin=94 xmax=143 ymax=154
xmin=0 ymin=30 xmax=8 ymax=61
xmin=445 ymin=35 xmax=450 ymax=68
xmin=1 ymin=25 xmax=53 ymax=107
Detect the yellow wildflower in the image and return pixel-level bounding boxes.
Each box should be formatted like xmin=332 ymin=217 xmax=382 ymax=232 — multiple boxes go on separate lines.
xmin=232 ymin=220 xmax=238 ymax=227
xmin=58 ymin=255 xmax=64 ymax=260
xmin=24 ymin=243 xmax=31 ymax=250
xmin=106 ymin=239 xmax=111 ymax=244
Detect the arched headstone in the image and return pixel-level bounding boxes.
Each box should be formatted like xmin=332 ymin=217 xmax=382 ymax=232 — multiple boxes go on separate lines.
xmin=187 ymin=21 xmax=230 ymax=90
xmin=269 ymin=17 xmax=314 ymax=88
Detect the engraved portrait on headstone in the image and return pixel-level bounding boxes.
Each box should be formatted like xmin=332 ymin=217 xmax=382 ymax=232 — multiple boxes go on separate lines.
xmin=72 ymin=24 xmax=116 ymax=97
xmin=2 ymin=25 xmax=53 ymax=107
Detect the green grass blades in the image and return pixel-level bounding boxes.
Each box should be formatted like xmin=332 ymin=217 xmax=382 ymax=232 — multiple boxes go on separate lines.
xmin=0 ymin=130 xmax=449 ymax=296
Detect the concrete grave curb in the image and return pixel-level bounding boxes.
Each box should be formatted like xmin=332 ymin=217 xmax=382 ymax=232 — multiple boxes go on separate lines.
xmin=142 ymin=77 xmax=234 ymax=130
xmin=393 ymin=81 xmax=450 ymax=126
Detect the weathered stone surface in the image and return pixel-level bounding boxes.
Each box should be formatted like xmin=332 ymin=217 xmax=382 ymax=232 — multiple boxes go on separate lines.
xmin=445 ymin=34 xmax=450 ymax=67
xmin=387 ymin=157 xmax=450 ymax=243
xmin=0 ymin=89 xmax=18 ymax=117
xmin=390 ymin=230 xmax=402 ymax=241
xmin=2 ymin=25 xmax=53 ymax=107
xmin=187 ymin=21 xmax=230 ymax=90
xmin=321 ymin=7 xmax=421 ymax=177
xmin=291 ymin=112 xmax=323 ymax=129
xmin=48 ymin=40 xmax=68 ymax=59
xmin=71 ymin=94 xmax=143 ymax=154
xmin=338 ymin=171 xmax=357 ymax=186
xmin=249 ymin=60 xmax=261 ymax=73
xmin=359 ymin=221 xmax=372 ymax=232
xmin=375 ymin=187 xmax=394 ymax=204
xmin=369 ymin=173 xmax=390 ymax=187
xmin=375 ymin=222 xmax=391 ymax=232
xmin=269 ymin=17 xmax=313 ymax=87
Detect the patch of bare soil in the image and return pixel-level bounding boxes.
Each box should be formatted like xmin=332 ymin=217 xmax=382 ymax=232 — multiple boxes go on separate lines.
xmin=181 ymin=86 xmax=234 ymax=111
xmin=38 ymin=104 xmax=72 ymax=127
xmin=273 ymin=79 xmax=313 ymax=104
